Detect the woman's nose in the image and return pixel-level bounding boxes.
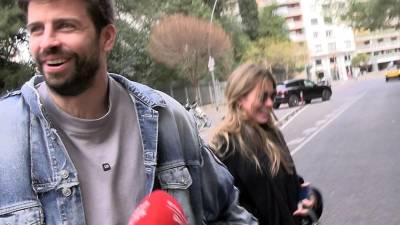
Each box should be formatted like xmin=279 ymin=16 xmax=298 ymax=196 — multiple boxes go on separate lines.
xmin=263 ymin=96 xmax=274 ymax=107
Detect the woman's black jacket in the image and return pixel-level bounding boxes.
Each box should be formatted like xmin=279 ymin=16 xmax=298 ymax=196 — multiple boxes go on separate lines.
xmin=216 ymin=129 xmax=303 ymax=225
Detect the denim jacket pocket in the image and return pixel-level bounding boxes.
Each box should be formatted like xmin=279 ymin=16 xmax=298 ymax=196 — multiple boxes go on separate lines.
xmin=0 ymin=200 xmax=44 ymax=225
xmin=157 ymin=165 xmax=193 ymax=190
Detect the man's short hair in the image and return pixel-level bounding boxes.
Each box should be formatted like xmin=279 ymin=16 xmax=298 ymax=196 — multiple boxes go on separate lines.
xmin=17 ymin=0 xmax=114 ymax=34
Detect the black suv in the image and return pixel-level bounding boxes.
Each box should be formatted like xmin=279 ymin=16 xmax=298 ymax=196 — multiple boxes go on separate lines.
xmin=273 ymin=79 xmax=332 ymax=109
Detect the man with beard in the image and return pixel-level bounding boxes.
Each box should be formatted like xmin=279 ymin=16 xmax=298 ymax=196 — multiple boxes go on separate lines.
xmin=0 ymin=0 xmax=258 ymax=225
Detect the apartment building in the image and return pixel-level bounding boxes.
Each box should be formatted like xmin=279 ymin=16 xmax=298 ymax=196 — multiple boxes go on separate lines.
xmin=257 ymin=0 xmax=356 ymax=81
xmin=301 ymin=0 xmax=355 ymax=81
xmin=354 ymin=29 xmax=400 ymax=72
xmin=257 ymin=0 xmax=306 ymax=43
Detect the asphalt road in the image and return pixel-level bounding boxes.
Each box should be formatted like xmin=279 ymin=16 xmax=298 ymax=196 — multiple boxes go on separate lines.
xmin=283 ymin=75 xmax=400 ymax=225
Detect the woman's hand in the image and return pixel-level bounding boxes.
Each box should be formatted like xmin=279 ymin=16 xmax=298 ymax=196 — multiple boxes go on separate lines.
xmin=293 ymin=182 xmax=316 ymax=217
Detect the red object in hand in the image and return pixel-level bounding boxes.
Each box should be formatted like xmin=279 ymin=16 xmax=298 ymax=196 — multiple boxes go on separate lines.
xmin=128 ymin=190 xmax=188 ymax=225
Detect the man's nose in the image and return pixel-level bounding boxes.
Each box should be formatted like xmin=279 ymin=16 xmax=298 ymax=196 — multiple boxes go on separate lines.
xmin=39 ymin=28 xmax=60 ymax=50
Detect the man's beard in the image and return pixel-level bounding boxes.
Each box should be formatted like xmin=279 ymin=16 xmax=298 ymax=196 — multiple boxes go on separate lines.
xmin=37 ymin=45 xmax=100 ymax=96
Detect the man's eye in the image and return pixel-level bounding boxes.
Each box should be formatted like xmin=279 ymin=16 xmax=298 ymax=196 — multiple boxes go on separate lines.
xmin=28 ymin=26 xmax=42 ymax=35
xmin=58 ymin=23 xmax=75 ymax=30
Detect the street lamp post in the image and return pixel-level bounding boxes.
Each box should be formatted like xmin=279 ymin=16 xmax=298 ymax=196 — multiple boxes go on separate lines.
xmin=208 ymin=0 xmax=219 ymax=111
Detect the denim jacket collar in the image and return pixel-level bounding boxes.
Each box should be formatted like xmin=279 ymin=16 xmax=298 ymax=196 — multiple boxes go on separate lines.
xmin=20 ymin=74 xmax=167 ymax=117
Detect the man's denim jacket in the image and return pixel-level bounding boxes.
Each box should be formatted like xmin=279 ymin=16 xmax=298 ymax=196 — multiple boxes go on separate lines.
xmin=0 ymin=74 xmax=257 ymax=225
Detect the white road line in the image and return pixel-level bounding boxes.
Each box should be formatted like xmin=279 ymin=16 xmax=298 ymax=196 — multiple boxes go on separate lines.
xmin=280 ymin=105 xmax=308 ymax=129
xmin=303 ymin=127 xmax=318 ymax=136
xmin=287 ymin=137 xmax=305 ymax=146
xmin=315 ymin=119 xmax=327 ymax=126
xmin=290 ymin=92 xmax=366 ymax=156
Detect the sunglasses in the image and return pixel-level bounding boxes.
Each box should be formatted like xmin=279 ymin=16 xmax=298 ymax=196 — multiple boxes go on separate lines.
xmin=260 ymin=91 xmax=277 ymax=102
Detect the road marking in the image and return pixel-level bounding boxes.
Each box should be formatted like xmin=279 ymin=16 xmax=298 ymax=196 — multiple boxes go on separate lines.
xmin=315 ymin=119 xmax=327 ymax=126
xmin=280 ymin=105 xmax=308 ymax=129
xmin=290 ymin=92 xmax=366 ymax=156
xmin=303 ymin=127 xmax=318 ymax=136
xmin=287 ymin=137 xmax=305 ymax=146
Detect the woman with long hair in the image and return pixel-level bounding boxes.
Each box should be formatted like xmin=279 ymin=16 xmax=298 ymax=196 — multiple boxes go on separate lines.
xmin=210 ymin=63 xmax=321 ymax=225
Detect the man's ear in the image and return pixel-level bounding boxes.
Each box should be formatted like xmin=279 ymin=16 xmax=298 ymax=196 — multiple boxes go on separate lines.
xmin=100 ymin=24 xmax=116 ymax=52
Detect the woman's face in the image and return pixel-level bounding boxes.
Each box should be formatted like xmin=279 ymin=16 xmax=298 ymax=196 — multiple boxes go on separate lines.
xmin=239 ymin=80 xmax=276 ymax=124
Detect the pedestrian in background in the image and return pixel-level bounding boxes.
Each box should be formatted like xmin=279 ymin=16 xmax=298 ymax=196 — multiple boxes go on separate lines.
xmin=210 ymin=63 xmax=322 ymax=225
xmin=0 ymin=0 xmax=257 ymax=224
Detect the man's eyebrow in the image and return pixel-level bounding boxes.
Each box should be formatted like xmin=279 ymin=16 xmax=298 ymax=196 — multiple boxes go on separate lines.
xmin=53 ymin=18 xmax=82 ymax=25
xmin=26 ymin=18 xmax=82 ymax=29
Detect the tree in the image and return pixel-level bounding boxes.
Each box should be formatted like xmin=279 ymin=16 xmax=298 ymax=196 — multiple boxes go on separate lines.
xmin=0 ymin=0 xmax=33 ymax=93
xmin=244 ymin=38 xmax=308 ymax=81
xmin=108 ymin=0 xmax=214 ymax=90
xmin=219 ymin=16 xmax=251 ymax=66
xmin=351 ymin=53 xmax=369 ymax=72
xmin=258 ymin=4 xmax=289 ymax=40
xmin=237 ymin=0 xmax=259 ymax=40
xmin=324 ymin=0 xmax=400 ymax=30
xmin=148 ymin=14 xmax=232 ymax=99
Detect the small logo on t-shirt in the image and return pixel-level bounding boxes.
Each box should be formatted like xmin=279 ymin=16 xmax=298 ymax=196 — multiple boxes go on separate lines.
xmin=102 ymin=163 xmax=111 ymax=171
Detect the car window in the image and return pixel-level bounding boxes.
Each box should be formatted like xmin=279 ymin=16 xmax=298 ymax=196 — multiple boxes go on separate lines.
xmin=277 ymin=84 xmax=286 ymax=90
xmin=286 ymin=81 xmax=299 ymax=87
xmin=304 ymin=80 xmax=315 ymax=87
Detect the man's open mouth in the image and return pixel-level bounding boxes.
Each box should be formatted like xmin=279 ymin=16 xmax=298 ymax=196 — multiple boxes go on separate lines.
xmin=46 ymin=59 xmax=67 ymax=67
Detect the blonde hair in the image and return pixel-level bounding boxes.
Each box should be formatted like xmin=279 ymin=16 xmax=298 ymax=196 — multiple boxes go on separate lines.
xmin=211 ymin=63 xmax=293 ymax=176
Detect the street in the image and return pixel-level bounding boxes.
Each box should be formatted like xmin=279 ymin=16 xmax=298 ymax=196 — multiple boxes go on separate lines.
xmin=200 ymin=73 xmax=400 ymax=225
xmin=287 ymin=74 xmax=400 ymax=225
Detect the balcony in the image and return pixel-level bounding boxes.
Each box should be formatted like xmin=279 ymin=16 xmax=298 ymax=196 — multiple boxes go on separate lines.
xmin=356 ymin=42 xmax=400 ymax=53
xmin=289 ymin=33 xmax=306 ymax=42
xmin=286 ymin=21 xmax=304 ymax=30
xmin=275 ymin=5 xmax=302 ymax=18
xmin=276 ymin=0 xmax=301 ymax=5
xmin=285 ymin=7 xmax=302 ymax=18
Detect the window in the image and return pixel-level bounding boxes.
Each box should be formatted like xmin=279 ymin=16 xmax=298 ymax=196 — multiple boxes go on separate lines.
xmin=315 ymin=59 xmax=322 ymax=65
xmin=324 ymin=17 xmax=332 ymax=24
xmin=296 ymin=29 xmax=303 ymax=34
xmin=304 ymin=80 xmax=315 ymax=88
xmin=377 ymin=38 xmax=384 ymax=43
xmin=315 ymin=44 xmax=322 ymax=52
xmin=311 ymin=18 xmax=318 ymax=25
xmin=286 ymin=81 xmax=300 ymax=88
xmin=391 ymin=37 xmax=398 ymax=41
xmin=330 ymin=57 xmax=336 ymax=63
xmin=293 ymin=16 xmax=302 ymax=21
xmin=313 ymin=32 xmax=318 ymax=38
xmin=288 ymin=3 xmax=300 ymax=8
xmin=322 ymin=4 xmax=330 ymax=10
xmin=328 ymin=42 xmax=336 ymax=51
xmin=345 ymin=40 xmax=352 ymax=49
xmin=326 ymin=30 xmax=332 ymax=38
xmin=364 ymin=40 xmax=370 ymax=45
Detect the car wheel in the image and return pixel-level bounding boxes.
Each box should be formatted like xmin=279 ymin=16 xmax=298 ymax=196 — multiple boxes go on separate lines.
xmin=273 ymin=103 xmax=280 ymax=109
xmin=321 ymin=89 xmax=331 ymax=101
xmin=288 ymin=95 xmax=299 ymax=107
xmin=305 ymin=99 xmax=311 ymax=104
xmin=385 ymin=77 xmax=389 ymax=82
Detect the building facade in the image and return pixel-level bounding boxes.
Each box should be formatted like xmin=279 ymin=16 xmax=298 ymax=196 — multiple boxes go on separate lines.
xmin=354 ymin=29 xmax=400 ymax=73
xmin=257 ymin=0 xmax=356 ymax=82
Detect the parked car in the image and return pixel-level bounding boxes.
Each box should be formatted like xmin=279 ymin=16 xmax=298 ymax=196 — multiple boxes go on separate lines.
xmin=273 ymin=79 xmax=332 ymax=109
xmin=385 ymin=65 xmax=400 ymax=82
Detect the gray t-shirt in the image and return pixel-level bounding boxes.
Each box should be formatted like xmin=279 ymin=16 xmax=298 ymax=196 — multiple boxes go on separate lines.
xmin=37 ymin=78 xmax=146 ymax=225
